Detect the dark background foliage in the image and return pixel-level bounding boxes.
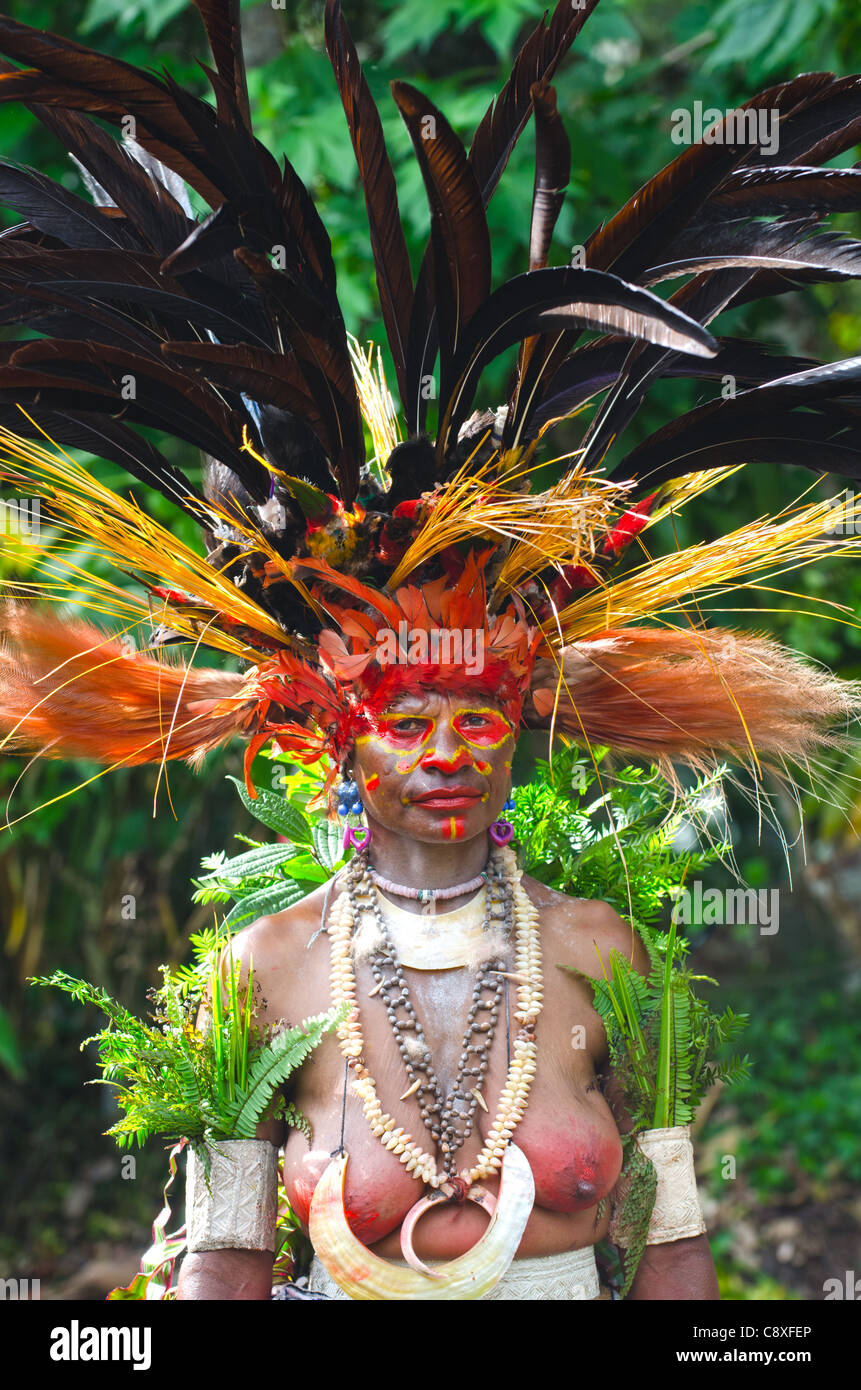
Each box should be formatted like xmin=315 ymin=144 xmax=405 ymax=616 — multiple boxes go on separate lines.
xmin=0 ymin=0 xmax=859 ymax=1299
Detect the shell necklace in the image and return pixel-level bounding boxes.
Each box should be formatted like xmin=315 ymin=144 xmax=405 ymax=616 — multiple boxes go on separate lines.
xmin=365 ymin=889 xmax=490 ymax=969
xmin=308 ymin=842 xmax=544 ymax=1299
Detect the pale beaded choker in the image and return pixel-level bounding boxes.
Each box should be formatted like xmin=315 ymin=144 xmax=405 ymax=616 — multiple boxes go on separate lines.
xmin=369 ymin=866 xmax=489 ymax=907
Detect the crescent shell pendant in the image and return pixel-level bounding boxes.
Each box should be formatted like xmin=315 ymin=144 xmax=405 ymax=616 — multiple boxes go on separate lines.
xmin=308 ymin=1142 xmax=535 ymax=1300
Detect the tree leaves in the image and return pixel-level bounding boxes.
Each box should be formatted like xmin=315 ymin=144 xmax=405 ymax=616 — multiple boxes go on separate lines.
xmin=226 ymin=774 xmax=314 ymax=843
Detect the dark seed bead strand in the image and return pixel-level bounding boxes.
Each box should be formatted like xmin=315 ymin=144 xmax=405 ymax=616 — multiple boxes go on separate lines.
xmin=346 ymin=848 xmax=513 ymax=1178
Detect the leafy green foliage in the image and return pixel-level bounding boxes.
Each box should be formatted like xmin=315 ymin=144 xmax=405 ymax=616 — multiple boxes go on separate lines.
xmin=570 ymin=921 xmax=750 ymax=1134
xmin=512 ymin=744 xmax=751 ymax=1293
xmin=30 ymin=937 xmax=344 ymax=1152
xmin=190 ymin=761 xmax=346 ymax=922
xmin=511 ymin=743 xmax=725 ymax=924
xmin=512 ymin=744 xmax=752 ymax=1120
xmin=610 ymin=1134 xmax=658 ymax=1298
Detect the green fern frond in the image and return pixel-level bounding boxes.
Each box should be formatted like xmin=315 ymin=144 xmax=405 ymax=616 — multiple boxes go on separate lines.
xmin=224 ymin=1010 xmax=344 ymax=1140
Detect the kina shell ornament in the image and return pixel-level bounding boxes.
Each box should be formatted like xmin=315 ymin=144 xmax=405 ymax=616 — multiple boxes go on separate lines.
xmin=308 ymin=1142 xmax=535 ymax=1299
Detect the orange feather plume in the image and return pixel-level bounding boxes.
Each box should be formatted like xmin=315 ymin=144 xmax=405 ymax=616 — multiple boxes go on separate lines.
xmin=527 ymin=626 xmax=861 ymax=781
xmin=0 ymin=604 xmax=259 ymax=770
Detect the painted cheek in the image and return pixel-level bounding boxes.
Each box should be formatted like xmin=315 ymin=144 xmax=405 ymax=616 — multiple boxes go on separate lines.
xmin=365 ymin=774 xmax=380 ymax=791
xmin=474 ymin=758 xmax=492 ymax=776
xmin=396 ymin=748 xmax=428 ymax=775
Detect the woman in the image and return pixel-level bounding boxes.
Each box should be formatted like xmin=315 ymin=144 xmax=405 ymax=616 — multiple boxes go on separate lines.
xmin=0 ymin=0 xmax=859 ymax=1301
xmin=177 ymin=680 xmax=718 ymax=1300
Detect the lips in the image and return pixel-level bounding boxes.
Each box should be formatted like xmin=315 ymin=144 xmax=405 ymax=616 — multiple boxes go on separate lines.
xmin=410 ymin=787 xmax=483 ymax=809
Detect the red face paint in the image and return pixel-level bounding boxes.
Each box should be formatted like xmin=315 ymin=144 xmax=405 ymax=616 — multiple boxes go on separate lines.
xmin=451 ymin=707 xmax=514 ymax=749
xmin=442 ymin=816 xmax=465 ymax=840
xmin=365 ymin=773 xmax=380 ymax=791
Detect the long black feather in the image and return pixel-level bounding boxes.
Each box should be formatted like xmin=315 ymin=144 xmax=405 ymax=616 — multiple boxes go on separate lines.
xmin=707 ymin=164 xmax=861 ymax=219
xmin=437 ymin=266 xmax=718 ymax=462
xmin=191 ymin=0 xmax=250 ymax=129
xmin=392 ymin=81 xmax=491 ymax=418
xmin=532 ymin=337 xmax=819 ymax=432
xmin=0 ymin=162 xmax=136 ymax=249
xmin=235 ymin=248 xmax=363 ymax=503
xmin=325 ymin=0 xmax=413 ymax=407
xmin=28 ymin=106 xmax=193 ymax=257
xmin=645 ymin=218 xmax=861 ymax=285
xmin=609 ymin=359 xmax=861 ymax=487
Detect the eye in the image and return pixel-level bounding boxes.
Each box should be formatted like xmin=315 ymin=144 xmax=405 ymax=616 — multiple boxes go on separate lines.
xmin=453 ymin=709 xmax=512 ymax=742
xmin=384 ymin=716 xmax=432 ymax=739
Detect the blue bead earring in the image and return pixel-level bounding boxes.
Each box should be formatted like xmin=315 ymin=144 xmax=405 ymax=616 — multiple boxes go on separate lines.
xmin=337 ymin=775 xmax=371 ymax=852
xmin=337 ymin=777 xmax=364 ymax=818
xmin=503 ymin=795 xmax=516 ymax=813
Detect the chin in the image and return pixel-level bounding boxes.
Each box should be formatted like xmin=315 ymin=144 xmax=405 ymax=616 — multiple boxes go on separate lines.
xmin=380 ymin=807 xmax=497 ymax=844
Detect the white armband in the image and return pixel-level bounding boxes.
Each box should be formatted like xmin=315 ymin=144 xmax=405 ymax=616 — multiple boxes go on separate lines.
xmin=639 ymin=1125 xmax=706 ymax=1244
xmin=186 ymin=1139 xmax=279 ymax=1253
xmin=610 ymin=1124 xmax=706 ymax=1247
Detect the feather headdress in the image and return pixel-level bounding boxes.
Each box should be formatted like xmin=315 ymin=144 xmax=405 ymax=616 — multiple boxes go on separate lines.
xmin=1 ymin=0 xmax=860 ymax=809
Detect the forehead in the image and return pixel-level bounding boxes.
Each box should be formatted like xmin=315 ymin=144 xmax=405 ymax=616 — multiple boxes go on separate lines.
xmin=381 ymin=689 xmax=503 ymax=717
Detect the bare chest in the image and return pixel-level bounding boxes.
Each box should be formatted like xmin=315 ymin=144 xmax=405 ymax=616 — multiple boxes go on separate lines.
xmin=280 ymin=942 xmax=622 ymax=1249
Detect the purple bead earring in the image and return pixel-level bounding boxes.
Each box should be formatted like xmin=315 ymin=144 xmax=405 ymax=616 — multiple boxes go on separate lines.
xmin=488 ymin=791 xmax=516 ymax=846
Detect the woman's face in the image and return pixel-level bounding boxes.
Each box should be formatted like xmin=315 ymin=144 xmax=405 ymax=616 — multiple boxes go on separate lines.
xmin=349 ymin=689 xmax=515 ymax=844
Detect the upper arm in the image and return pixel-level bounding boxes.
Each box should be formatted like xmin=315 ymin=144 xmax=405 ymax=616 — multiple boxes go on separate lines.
xmin=575 ymin=899 xmax=650 ymax=983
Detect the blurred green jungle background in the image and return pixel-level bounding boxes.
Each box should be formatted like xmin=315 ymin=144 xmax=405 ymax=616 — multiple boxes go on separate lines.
xmin=1 ymin=0 xmax=860 ymax=1301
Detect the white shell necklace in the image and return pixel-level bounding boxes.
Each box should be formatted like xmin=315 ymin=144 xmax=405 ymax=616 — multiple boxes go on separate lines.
xmin=363 ymin=888 xmax=491 ymax=969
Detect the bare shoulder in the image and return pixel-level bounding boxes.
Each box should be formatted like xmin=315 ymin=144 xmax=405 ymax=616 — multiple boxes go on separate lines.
xmin=227 ymin=875 xmax=343 ymax=1019
xmin=522 ymin=873 xmax=649 ymax=979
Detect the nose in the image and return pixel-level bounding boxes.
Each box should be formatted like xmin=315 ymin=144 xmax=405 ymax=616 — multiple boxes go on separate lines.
xmin=420 ymin=720 xmax=474 ymax=774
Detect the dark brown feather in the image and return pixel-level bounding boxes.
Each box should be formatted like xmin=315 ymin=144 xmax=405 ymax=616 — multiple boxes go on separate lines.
xmin=191 ymin=0 xmax=250 ymax=129
xmin=468 ymin=0 xmax=599 ymax=205
xmin=235 ymin=247 xmax=363 ymax=503
xmin=709 ymin=164 xmax=861 ymax=219
xmin=609 ymin=360 xmax=861 ymax=487
xmin=391 ymin=80 xmax=490 ymax=404
xmin=437 ymin=266 xmax=717 ymax=461
xmin=325 ymin=0 xmax=413 ymax=406
xmin=0 ymin=18 xmax=226 ymax=205
xmin=161 ymin=340 xmax=327 ymax=445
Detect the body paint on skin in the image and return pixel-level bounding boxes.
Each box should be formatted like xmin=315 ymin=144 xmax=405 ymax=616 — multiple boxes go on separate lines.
xmin=442 ymin=816 xmax=465 ymax=840
xmin=451 ymin=707 xmax=514 ymax=751
xmin=397 ymin=749 xmax=429 ymax=775
xmin=365 ymin=774 xmax=380 ymax=791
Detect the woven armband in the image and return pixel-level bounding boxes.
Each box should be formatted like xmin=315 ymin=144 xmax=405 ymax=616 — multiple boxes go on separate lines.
xmin=186 ymin=1139 xmax=278 ymax=1253
xmin=638 ymin=1125 xmax=706 ymax=1245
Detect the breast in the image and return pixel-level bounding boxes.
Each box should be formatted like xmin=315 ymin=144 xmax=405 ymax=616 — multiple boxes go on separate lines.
xmin=284 ymin=1138 xmax=422 ymax=1246
xmin=517 ymin=1111 xmax=623 ymax=1213
xmin=283 ymin=1093 xmax=623 ymax=1249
